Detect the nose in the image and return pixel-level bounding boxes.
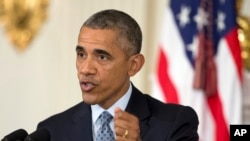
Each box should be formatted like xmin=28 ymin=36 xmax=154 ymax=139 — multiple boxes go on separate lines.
xmin=78 ymin=57 xmax=97 ymax=76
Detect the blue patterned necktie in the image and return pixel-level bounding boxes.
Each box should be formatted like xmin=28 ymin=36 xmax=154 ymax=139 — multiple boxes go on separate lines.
xmin=95 ymin=111 xmax=115 ymax=141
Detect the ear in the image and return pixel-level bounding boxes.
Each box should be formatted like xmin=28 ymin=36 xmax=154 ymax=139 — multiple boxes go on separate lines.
xmin=128 ymin=54 xmax=145 ymax=76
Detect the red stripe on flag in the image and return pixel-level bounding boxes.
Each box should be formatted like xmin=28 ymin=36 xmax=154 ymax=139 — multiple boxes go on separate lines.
xmin=157 ymin=47 xmax=179 ymax=104
xmin=207 ymin=91 xmax=229 ymax=141
xmin=225 ymin=27 xmax=243 ymax=82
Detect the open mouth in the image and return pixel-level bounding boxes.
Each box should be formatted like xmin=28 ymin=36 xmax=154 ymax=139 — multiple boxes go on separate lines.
xmin=80 ymin=81 xmax=96 ymax=92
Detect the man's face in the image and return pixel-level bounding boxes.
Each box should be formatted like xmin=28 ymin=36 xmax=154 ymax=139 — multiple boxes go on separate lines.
xmin=76 ymin=27 xmax=132 ymax=109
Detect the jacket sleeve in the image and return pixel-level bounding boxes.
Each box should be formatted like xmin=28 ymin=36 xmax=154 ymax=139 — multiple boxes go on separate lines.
xmin=168 ymin=106 xmax=199 ymax=141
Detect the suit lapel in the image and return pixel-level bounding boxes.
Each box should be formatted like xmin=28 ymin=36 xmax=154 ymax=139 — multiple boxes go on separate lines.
xmin=125 ymin=85 xmax=150 ymax=138
xmin=69 ymin=85 xmax=150 ymax=140
xmin=71 ymin=102 xmax=93 ymax=141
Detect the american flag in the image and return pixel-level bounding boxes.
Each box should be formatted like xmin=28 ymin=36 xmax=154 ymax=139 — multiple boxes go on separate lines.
xmin=152 ymin=0 xmax=243 ymax=141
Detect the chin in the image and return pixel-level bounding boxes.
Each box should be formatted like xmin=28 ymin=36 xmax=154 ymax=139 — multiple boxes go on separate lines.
xmin=82 ymin=95 xmax=98 ymax=105
xmin=82 ymin=99 xmax=97 ymax=105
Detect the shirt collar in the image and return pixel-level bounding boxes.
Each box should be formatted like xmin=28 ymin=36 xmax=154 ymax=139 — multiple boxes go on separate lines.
xmin=91 ymin=83 xmax=132 ymax=124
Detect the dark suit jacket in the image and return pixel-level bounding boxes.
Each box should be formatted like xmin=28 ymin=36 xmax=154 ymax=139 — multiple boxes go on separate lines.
xmin=38 ymin=86 xmax=199 ymax=141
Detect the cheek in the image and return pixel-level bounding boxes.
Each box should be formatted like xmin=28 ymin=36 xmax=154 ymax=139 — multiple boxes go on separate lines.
xmin=98 ymin=60 xmax=129 ymax=83
xmin=76 ymin=59 xmax=82 ymax=69
xmin=76 ymin=61 xmax=80 ymax=72
xmin=105 ymin=66 xmax=128 ymax=81
xmin=76 ymin=64 xmax=80 ymax=76
xmin=97 ymin=67 xmax=115 ymax=82
xmin=76 ymin=69 xmax=82 ymax=81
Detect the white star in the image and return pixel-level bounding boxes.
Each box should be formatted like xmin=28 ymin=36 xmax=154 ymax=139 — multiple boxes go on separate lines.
xmin=216 ymin=11 xmax=226 ymax=32
xmin=194 ymin=7 xmax=209 ymax=31
xmin=220 ymin=0 xmax=226 ymax=4
xmin=187 ymin=36 xmax=199 ymax=59
xmin=177 ymin=5 xmax=191 ymax=28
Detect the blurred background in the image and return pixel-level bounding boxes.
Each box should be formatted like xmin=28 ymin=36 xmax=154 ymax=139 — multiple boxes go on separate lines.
xmin=0 ymin=0 xmax=249 ymax=140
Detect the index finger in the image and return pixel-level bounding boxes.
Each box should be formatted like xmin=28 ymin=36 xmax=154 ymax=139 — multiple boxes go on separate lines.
xmin=114 ymin=107 xmax=137 ymax=121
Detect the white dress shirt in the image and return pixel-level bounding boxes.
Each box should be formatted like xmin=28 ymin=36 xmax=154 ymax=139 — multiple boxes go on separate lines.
xmin=91 ymin=83 xmax=132 ymax=140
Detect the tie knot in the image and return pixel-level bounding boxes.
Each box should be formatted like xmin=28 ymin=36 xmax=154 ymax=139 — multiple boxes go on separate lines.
xmin=97 ymin=111 xmax=113 ymax=125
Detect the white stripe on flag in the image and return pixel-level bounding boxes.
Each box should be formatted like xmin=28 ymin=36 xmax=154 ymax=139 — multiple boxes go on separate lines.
xmin=152 ymin=2 xmax=242 ymax=141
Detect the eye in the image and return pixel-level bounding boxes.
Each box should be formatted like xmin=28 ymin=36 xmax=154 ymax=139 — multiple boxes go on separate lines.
xmin=77 ymin=51 xmax=86 ymax=58
xmin=99 ymin=54 xmax=108 ymax=60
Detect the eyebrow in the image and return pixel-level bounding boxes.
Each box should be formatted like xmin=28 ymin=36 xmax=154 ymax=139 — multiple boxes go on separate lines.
xmin=75 ymin=45 xmax=112 ymax=57
xmin=94 ymin=49 xmax=112 ymax=57
xmin=76 ymin=45 xmax=84 ymax=52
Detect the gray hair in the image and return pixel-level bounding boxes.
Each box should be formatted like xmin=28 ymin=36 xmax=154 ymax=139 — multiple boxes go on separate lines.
xmin=82 ymin=9 xmax=142 ymax=56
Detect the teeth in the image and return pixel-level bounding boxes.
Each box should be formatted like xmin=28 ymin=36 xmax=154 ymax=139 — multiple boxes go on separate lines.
xmin=81 ymin=82 xmax=95 ymax=92
xmin=85 ymin=82 xmax=92 ymax=87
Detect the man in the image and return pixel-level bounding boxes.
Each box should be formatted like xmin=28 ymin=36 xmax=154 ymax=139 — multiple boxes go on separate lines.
xmin=38 ymin=9 xmax=199 ymax=141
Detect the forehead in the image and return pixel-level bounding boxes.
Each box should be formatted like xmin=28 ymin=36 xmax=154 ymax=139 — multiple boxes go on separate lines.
xmin=78 ymin=27 xmax=119 ymax=45
xmin=77 ymin=27 xmax=127 ymax=55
